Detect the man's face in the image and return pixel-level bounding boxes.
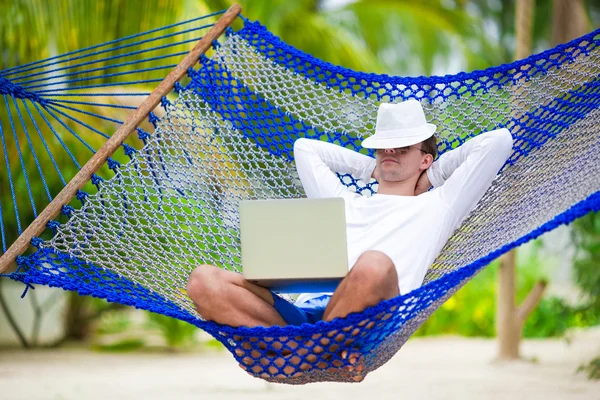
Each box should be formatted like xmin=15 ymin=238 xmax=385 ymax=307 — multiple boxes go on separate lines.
xmin=375 ymin=145 xmax=429 ymax=182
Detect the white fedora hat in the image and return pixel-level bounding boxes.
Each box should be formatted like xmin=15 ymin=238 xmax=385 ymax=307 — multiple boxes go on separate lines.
xmin=361 ymin=100 xmax=436 ymax=149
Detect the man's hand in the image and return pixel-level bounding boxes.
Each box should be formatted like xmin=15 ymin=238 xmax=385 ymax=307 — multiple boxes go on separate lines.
xmin=415 ymin=169 xmax=432 ymax=196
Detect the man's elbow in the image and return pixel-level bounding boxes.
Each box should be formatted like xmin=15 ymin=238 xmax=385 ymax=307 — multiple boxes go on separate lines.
xmin=497 ymin=128 xmax=514 ymax=159
xmin=487 ymin=128 xmax=513 ymax=160
xmin=293 ymin=137 xmax=310 ymax=157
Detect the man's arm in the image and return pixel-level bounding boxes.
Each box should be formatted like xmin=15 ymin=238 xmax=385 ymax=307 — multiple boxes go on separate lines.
xmin=294 ymin=138 xmax=376 ymax=199
xmin=425 ymin=128 xmax=513 ymax=223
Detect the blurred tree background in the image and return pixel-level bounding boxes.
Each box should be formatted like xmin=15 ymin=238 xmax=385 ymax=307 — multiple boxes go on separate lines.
xmin=0 ymin=0 xmax=598 ymax=374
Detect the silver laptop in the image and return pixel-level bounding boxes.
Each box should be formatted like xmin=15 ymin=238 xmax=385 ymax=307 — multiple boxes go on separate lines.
xmin=239 ymin=197 xmax=348 ymax=293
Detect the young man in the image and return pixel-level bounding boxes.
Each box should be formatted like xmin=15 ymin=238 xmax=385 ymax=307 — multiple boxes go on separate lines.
xmin=186 ymin=99 xmax=513 ymax=328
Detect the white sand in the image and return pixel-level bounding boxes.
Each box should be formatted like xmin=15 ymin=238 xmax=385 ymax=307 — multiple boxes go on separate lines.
xmin=1 ymin=328 xmax=599 ymax=400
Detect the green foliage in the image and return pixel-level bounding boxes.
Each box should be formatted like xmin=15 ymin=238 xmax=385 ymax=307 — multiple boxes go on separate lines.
xmin=523 ymin=297 xmax=600 ymax=338
xmin=0 ymin=0 xmax=206 ymax=69
xmin=416 ymin=262 xmax=498 ymax=337
xmin=570 ymin=210 xmax=600 ymax=379
xmin=95 ymin=309 xmax=132 ymax=335
xmin=203 ymin=338 xmax=225 ymax=350
xmin=206 ymin=0 xmax=504 ymax=75
xmin=571 ymin=211 xmax=600 ymax=305
xmin=93 ymin=307 xmax=203 ymax=352
xmin=578 ymin=357 xmax=600 ymax=380
xmin=343 ymin=0 xmax=503 ymax=75
xmin=94 ymin=338 xmax=146 ymax=353
xmin=416 ymin=241 xmax=600 ymax=338
xmin=146 ymin=312 xmax=198 ymax=350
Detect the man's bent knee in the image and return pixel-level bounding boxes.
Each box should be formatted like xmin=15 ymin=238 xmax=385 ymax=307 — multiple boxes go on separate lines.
xmin=186 ymin=264 xmax=223 ymax=304
xmin=348 ymin=251 xmax=397 ymax=290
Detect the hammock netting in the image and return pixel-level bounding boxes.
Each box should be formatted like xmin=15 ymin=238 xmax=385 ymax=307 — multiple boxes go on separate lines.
xmin=2 ymin=14 xmax=600 ymax=384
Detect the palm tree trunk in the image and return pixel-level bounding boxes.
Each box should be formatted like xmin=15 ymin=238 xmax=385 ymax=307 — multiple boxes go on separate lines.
xmin=496 ymin=0 xmax=547 ymax=361
xmin=497 ymin=0 xmax=591 ymax=361
xmin=63 ymin=292 xmax=93 ymax=341
xmin=551 ymin=0 xmax=589 ymax=46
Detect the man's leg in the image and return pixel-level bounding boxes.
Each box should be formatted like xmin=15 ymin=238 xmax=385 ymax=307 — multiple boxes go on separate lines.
xmin=186 ymin=264 xmax=286 ymax=327
xmin=322 ymin=250 xmax=399 ymax=322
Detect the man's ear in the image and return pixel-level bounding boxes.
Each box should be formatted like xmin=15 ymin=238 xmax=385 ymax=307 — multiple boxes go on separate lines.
xmin=421 ymin=154 xmax=433 ymax=170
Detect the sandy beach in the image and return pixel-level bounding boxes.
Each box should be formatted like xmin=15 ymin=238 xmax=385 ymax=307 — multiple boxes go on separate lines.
xmin=1 ymin=327 xmax=599 ymax=400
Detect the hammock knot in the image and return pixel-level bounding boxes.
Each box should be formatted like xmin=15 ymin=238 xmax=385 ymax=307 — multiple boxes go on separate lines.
xmin=160 ymin=96 xmax=171 ymax=110
xmin=76 ymin=190 xmax=89 ymax=203
xmin=0 ymin=76 xmax=47 ymax=105
xmin=148 ymin=111 xmax=160 ymax=127
xmin=212 ymin=39 xmax=221 ymax=50
xmin=91 ymin=173 xmax=104 ymax=186
xmin=15 ymin=255 xmax=26 ymax=268
xmin=46 ymin=220 xmax=61 ymax=232
xmin=123 ymin=144 xmax=137 ymax=157
xmin=30 ymin=237 xmax=43 ymax=248
xmin=243 ymin=18 xmax=256 ymax=28
xmin=61 ymin=205 xmax=75 ymax=217
xmin=186 ymin=67 xmax=197 ymax=79
xmin=173 ymin=82 xmax=184 ymax=94
xmin=107 ymin=158 xmax=120 ymax=171
xmin=136 ymin=128 xmax=150 ymax=141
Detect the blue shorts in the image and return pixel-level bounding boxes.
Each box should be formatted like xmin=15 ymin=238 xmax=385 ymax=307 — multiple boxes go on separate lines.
xmin=271 ymin=292 xmax=331 ymax=326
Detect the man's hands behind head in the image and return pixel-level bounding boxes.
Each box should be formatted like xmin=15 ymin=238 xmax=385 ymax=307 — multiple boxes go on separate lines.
xmin=415 ymin=170 xmax=432 ymax=196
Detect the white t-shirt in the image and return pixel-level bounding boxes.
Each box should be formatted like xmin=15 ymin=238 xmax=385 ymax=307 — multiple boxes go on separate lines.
xmin=294 ymin=129 xmax=513 ymax=304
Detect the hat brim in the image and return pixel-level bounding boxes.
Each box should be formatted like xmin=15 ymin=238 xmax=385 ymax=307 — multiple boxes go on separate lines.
xmin=361 ymin=124 xmax=437 ymax=149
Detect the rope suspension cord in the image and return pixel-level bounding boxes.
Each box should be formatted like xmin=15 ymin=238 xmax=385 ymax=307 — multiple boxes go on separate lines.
xmin=0 ymin=10 xmax=237 ymax=262
xmin=0 ymin=4 xmax=242 ymax=273
xmin=0 ymin=8 xmax=242 ymax=263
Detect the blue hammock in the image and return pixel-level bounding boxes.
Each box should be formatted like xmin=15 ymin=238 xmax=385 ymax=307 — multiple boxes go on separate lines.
xmin=1 ymin=9 xmax=600 ymax=384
